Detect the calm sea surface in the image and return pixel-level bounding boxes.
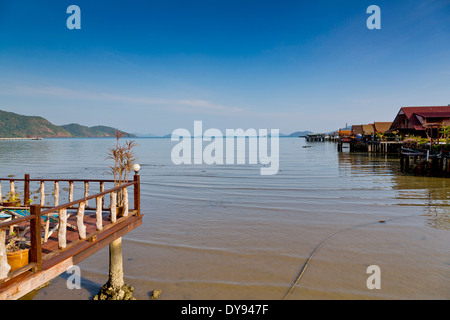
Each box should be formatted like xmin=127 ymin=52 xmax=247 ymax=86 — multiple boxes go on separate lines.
xmin=0 ymin=138 xmax=448 ymax=299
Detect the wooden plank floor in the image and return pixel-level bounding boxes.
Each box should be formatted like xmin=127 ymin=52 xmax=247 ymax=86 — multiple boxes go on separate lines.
xmin=0 ymin=210 xmax=143 ymax=299
xmin=41 ymin=209 xmax=118 ymax=255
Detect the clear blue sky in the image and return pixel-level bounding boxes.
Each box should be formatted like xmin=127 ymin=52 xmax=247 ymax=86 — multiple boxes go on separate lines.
xmin=0 ymin=0 xmax=449 ymax=135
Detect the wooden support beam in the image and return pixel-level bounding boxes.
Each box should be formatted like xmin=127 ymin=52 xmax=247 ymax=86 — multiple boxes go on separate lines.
xmin=29 ymin=205 xmax=42 ymax=272
xmin=24 ymin=174 xmax=30 ymax=206
xmin=123 ymin=187 xmax=129 ymax=217
xmin=110 ymin=192 xmax=117 ymax=223
xmin=54 ymin=181 xmax=59 ymax=207
xmin=9 ymin=181 xmax=14 ymax=198
xmin=84 ymin=181 xmax=89 ymax=208
xmin=134 ymin=174 xmax=140 ymax=215
xmin=76 ymin=201 xmax=87 ymax=240
xmin=0 ymin=257 xmax=74 ymax=300
xmin=58 ymin=209 xmax=67 ymax=249
xmin=100 ymin=182 xmax=105 ymax=209
xmin=96 ymin=196 xmax=103 ymax=231
xmin=40 ymin=181 xmax=45 ymax=207
xmin=69 ymin=181 xmax=74 ymax=204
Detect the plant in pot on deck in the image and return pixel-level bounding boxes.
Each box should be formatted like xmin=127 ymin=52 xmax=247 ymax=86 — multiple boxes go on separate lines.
xmin=5 ymin=226 xmax=30 ymax=273
xmin=2 ymin=192 xmax=21 ymax=207
xmin=106 ymin=129 xmax=137 ymax=218
xmin=2 ymin=192 xmax=33 ymax=207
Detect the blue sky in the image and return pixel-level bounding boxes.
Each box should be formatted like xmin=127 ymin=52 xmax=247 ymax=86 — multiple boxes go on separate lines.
xmin=0 ymin=0 xmax=449 ymax=135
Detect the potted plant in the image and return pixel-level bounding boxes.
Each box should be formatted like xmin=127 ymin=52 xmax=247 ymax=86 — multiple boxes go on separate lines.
xmin=106 ymin=129 xmax=137 ymax=217
xmin=6 ymin=227 xmax=30 ymax=272
xmin=2 ymin=192 xmax=21 ymax=207
xmin=2 ymin=193 xmax=33 ymax=207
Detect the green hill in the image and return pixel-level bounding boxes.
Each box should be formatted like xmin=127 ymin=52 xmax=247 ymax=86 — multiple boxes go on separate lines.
xmin=0 ymin=110 xmax=135 ymax=138
xmin=288 ymin=131 xmax=312 ymax=137
xmin=61 ymin=124 xmax=134 ymax=138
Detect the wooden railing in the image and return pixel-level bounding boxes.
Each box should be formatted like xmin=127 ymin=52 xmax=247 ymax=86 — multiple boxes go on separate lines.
xmin=0 ymin=174 xmax=132 ymax=208
xmin=0 ymin=174 xmax=141 ymax=283
xmin=0 ymin=208 xmax=41 ymax=282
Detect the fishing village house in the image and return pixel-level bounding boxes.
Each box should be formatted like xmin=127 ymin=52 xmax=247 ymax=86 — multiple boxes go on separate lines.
xmin=388 ymin=106 xmax=450 ymax=139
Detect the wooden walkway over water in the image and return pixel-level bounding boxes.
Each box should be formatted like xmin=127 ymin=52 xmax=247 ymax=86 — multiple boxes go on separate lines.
xmin=337 ymin=138 xmax=403 ymax=154
xmin=0 ymin=174 xmax=142 ymax=300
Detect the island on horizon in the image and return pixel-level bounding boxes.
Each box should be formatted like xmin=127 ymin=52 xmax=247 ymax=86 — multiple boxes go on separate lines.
xmin=0 ymin=109 xmax=135 ymax=138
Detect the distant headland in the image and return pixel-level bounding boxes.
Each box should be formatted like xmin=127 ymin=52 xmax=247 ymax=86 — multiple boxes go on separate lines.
xmin=0 ymin=109 xmax=135 ymax=138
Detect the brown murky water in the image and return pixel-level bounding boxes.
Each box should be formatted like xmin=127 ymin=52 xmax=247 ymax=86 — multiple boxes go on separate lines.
xmin=0 ymin=138 xmax=448 ymax=299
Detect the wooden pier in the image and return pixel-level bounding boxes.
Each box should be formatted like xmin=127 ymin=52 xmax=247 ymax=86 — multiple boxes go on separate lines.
xmin=0 ymin=174 xmax=142 ymax=300
xmin=337 ymin=138 xmax=402 ymax=155
xmin=305 ymin=133 xmax=326 ymax=142
xmin=400 ymin=149 xmax=450 ymax=177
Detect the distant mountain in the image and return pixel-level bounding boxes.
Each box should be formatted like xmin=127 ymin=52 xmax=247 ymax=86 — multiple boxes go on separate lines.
xmin=61 ymin=124 xmax=134 ymax=138
xmin=287 ymin=131 xmax=313 ymax=137
xmin=132 ymin=132 xmax=161 ymax=138
xmin=0 ymin=109 xmax=135 ymax=138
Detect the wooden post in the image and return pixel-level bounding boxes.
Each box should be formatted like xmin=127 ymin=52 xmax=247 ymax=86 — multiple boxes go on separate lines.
xmin=134 ymin=174 xmax=140 ymax=215
xmin=58 ymin=208 xmax=67 ymax=249
xmin=76 ymin=201 xmax=87 ymax=240
xmin=9 ymin=180 xmax=15 ymax=198
xmin=110 ymin=192 xmax=117 ymax=223
xmin=24 ymin=174 xmax=30 ymax=206
xmin=100 ymin=182 xmax=105 ymax=209
xmin=0 ymin=229 xmax=11 ymax=279
xmin=123 ymin=187 xmax=129 ymax=217
xmin=69 ymin=181 xmax=74 ymax=204
xmin=29 ymin=205 xmax=42 ymax=272
xmin=400 ymin=154 xmax=404 ymax=172
xmin=54 ymin=181 xmax=59 ymax=207
xmin=84 ymin=181 xmax=89 ymax=208
xmin=44 ymin=214 xmax=50 ymax=243
xmin=40 ymin=181 xmax=45 ymax=207
xmin=96 ymin=196 xmax=103 ymax=231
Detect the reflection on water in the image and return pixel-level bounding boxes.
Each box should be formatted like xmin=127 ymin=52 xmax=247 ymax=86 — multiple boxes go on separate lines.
xmin=393 ymin=176 xmax=450 ymax=231
xmin=338 ymin=152 xmax=450 ymax=231
xmin=0 ymin=138 xmax=448 ymax=300
xmin=423 ymin=193 xmax=450 ymax=231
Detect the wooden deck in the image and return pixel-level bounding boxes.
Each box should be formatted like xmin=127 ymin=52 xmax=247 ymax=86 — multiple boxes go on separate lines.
xmin=0 ymin=174 xmax=142 ymax=300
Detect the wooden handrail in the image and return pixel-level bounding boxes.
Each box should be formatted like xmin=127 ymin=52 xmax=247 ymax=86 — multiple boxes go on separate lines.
xmin=41 ymin=181 xmax=136 ymax=216
xmin=0 ymin=215 xmax=36 ymax=230
xmin=0 ymin=206 xmax=42 ymax=281
xmin=0 ymin=178 xmax=127 ymax=183
xmin=29 ymin=205 xmax=42 ymax=272
xmin=0 ymin=175 xmax=136 ymax=209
